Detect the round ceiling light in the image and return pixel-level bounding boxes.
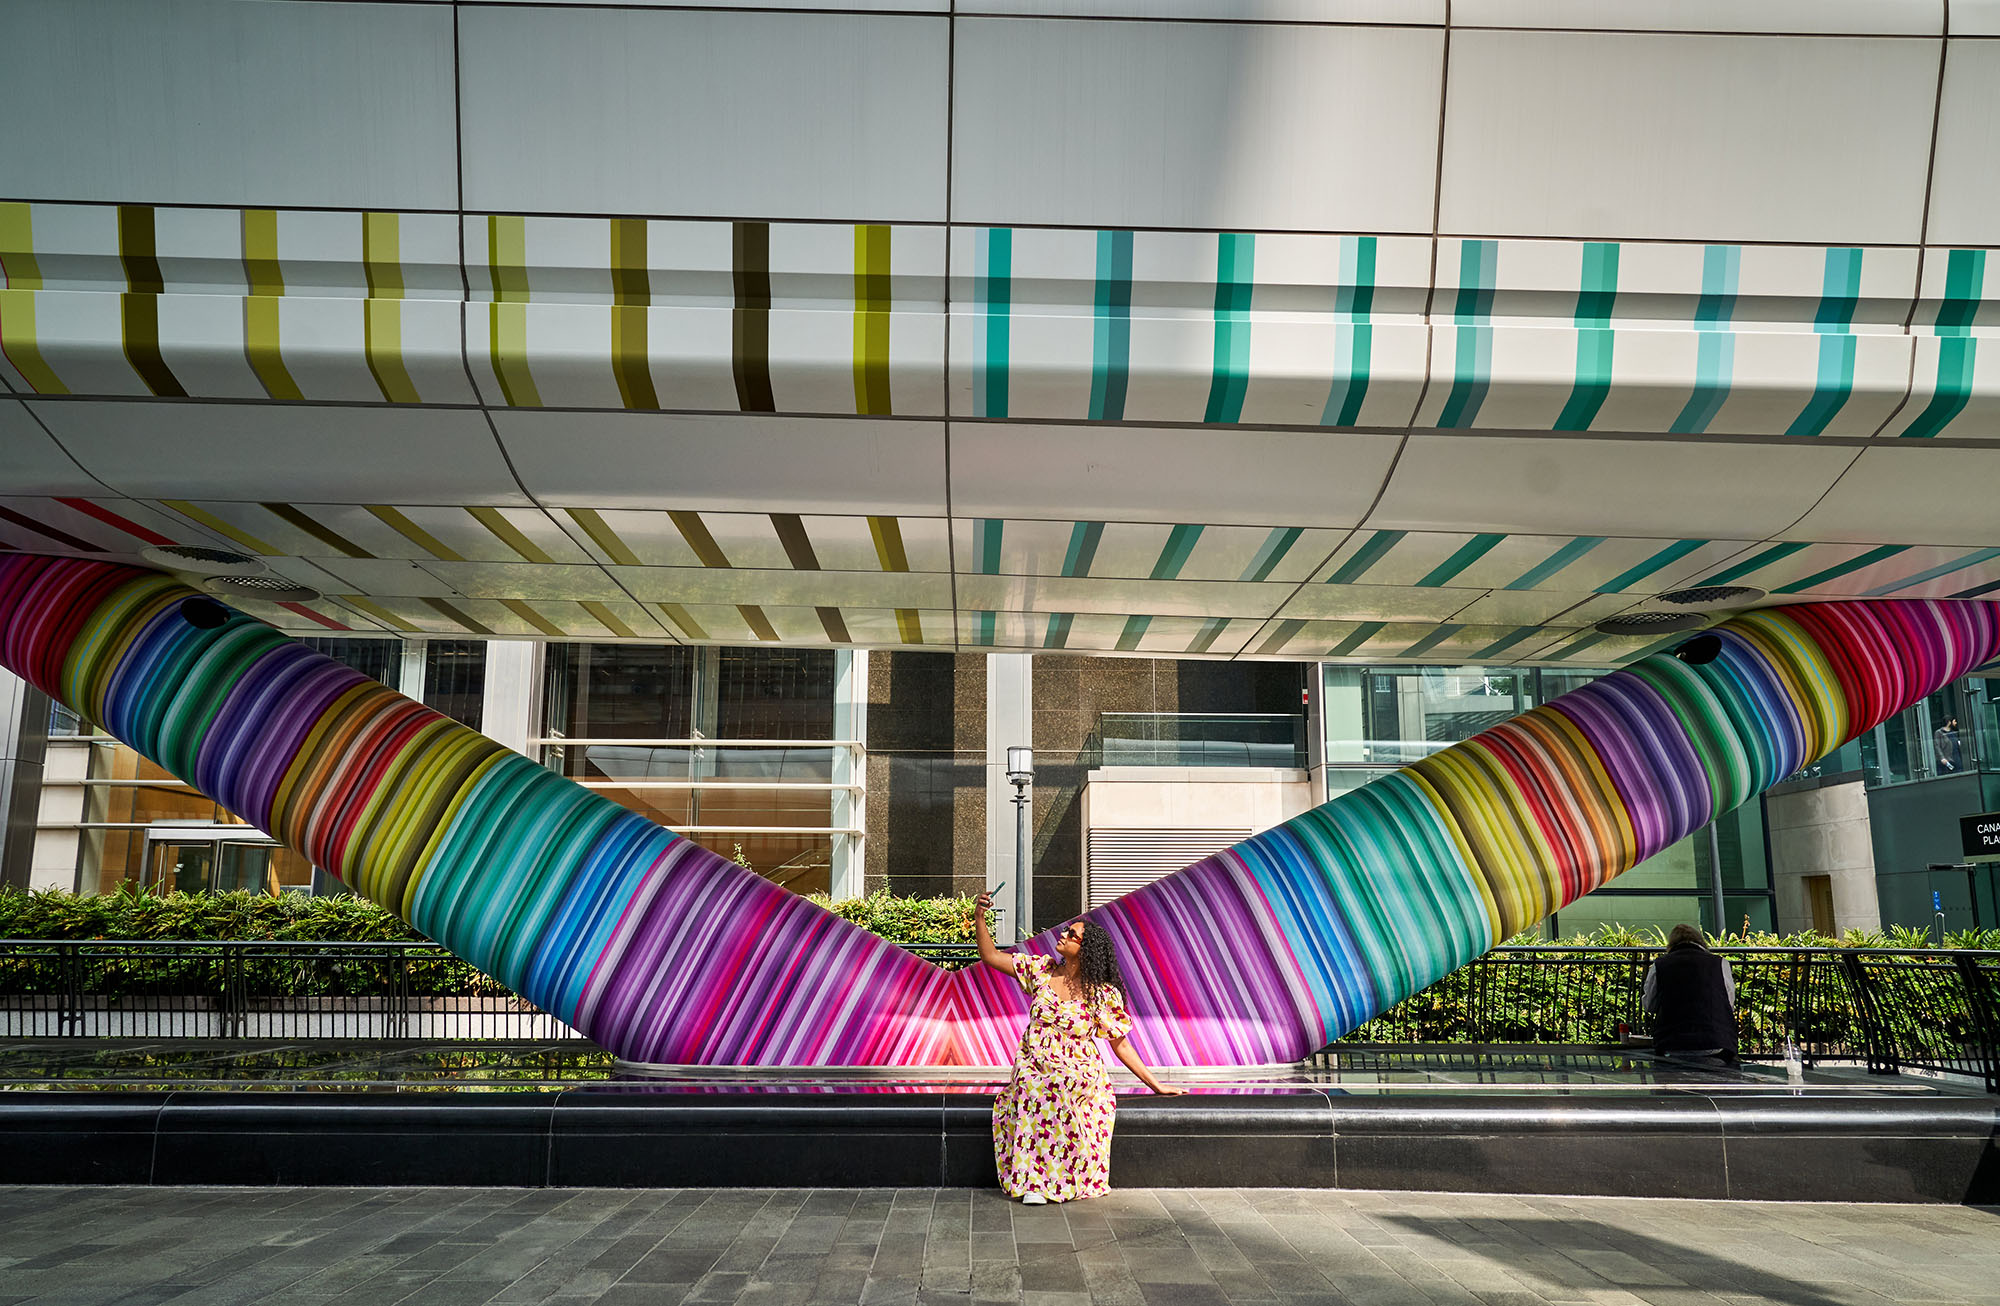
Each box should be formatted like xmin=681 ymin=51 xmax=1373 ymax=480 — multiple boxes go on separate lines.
xmin=1593 ymin=611 xmax=1705 ymax=636
xmin=1654 ymin=585 xmax=1765 ymax=607
xmin=198 ymin=575 xmax=322 ymax=603
xmin=141 ymin=544 xmax=267 ymax=575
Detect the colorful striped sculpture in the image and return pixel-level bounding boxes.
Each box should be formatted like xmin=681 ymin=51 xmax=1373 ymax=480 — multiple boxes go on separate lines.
xmin=2 ymin=554 xmax=1994 ymax=1066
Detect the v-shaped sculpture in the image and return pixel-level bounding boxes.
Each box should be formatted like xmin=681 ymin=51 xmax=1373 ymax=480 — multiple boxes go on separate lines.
xmin=3 ymin=555 xmax=1994 ymax=1066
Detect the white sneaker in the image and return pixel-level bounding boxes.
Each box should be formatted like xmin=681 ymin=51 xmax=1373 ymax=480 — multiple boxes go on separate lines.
xmin=1020 ymin=1193 xmax=1048 ymax=1206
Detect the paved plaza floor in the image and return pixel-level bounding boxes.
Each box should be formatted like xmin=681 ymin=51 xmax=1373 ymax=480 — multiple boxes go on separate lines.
xmin=0 ymin=1186 xmax=1994 ymax=1306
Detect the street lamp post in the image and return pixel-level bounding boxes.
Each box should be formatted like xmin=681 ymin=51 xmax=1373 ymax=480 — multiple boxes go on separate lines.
xmin=1006 ymin=747 xmax=1034 ymax=944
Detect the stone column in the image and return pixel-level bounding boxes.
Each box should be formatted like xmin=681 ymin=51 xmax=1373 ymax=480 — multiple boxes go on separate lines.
xmin=985 ymin=653 xmax=1033 ymax=940
xmin=0 ymin=668 xmax=50 ymax=890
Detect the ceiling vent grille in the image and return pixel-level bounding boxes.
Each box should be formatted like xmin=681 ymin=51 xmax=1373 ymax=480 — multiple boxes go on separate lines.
xmin=1084 ymin=828 xmax=1250 ymax=910
xmin=1593 ymin=611 xmax=1705 ymax=636
xmin=1655 ymin=585 xmax=1765 ymax=606
xmin=199 ymin=575 xmax=322 ymax=603
xmin=141 ymin=544 xmax=266 ymax=575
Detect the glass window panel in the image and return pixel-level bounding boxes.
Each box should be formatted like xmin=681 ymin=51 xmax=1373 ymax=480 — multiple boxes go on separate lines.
xmin=215 ymin=842 xmax=314 ymax=896
xmin=711 ymin=648 xmax=835 ymax=739
xmin=1972 ymin=677 xmax=2000 ymax=773
xmin=545 ymin=644 xmax=694 ymax=740
xmin=1613 ymin=838 xmax=1699 ymax=890
xmin=1724 ymin=893 xmax=1774 ymax=936
xmin=297 ymin=637 xmax=400 ymax=688
xmin=1550 ymin=893 xmax=1705 ymax=940
xmin=1328 ymin=665 xmax=1533 ymax=768
xmin=688 ymin=833 xmax=831 ymax=896
xmin=1881 ymin=708 xmax=1915 ymax=784
xmin=422 ymin=640 xmax=486 ymax=730
xmin=1927 ymin=687 xmax=1966 ymax=776
xmin=147 ymin=840 xmax=216 ymax=894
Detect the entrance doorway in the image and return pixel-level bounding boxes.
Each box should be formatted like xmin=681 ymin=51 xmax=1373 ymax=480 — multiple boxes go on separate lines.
xmin=1804 ymin=874 xmax=1836 ymax=936
xmin=140 ymin=826 xmax=314 ymax=896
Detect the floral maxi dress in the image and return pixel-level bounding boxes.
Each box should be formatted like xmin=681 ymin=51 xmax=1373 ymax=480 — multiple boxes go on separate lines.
xmin=992 ymin=954 xmax=1133 ymax=1201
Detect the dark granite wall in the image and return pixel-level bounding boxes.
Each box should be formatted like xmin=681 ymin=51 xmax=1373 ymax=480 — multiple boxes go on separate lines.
xmin=864 ymin=652 xmax=985 ymax=899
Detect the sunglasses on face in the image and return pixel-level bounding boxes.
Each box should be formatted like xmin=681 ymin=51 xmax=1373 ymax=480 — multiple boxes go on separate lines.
xmin=1060 ymin=925 xmax=1085 ymax=943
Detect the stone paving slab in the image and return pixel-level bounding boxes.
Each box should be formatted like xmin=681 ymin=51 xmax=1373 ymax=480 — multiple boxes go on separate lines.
xmin=0 ymin=1187 xmax=1994 ymax=1306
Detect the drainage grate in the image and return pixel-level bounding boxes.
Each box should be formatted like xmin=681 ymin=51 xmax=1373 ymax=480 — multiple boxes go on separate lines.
xmin=1655 ymin=585 xmax=1765 ymax=606
xmin=1594 ymin=611 xmax=1704 ymax=635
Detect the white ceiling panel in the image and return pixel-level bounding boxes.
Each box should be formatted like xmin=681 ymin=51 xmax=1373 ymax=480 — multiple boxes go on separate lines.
xmin=304 ymin=558 xmax=465 ymax=600
xmin=1441 ymin=30 xmax=1938 ymax=243
xmin=1272 ymin=584 xmax=1479 ymax=623
xmin=608 ymin=567 xmax=950 ymax=609
xmin=1924 ymin=39 xmax=2000 ymax=247
xmin=31 ymin=402 xmax=529 ymax=506
xmin=0 ymin=402 xmax=98 ymax=496
xmin=1445 ymin=590 xmax=1635 ymax=627
xmin=950 ymin=424 xmax=1401 ymax=528
xmin=495 ymin=412 xmax=949 ymax=516
xmin=459 ymin=7 xmax=948 ymax=221
xmin=1368 ymin=436 xmax=1859 ymax=539
xmin=413 ymin=563 xmax=633 ymax=603
xmin=0 ymin=0 xmax=457 ymax=210
xmin=1450 ymin=0 xmax=1941 ymax=34
xmin=951 ymin=18 xmax=1442 ymax=231
xmin=954 ymin=575 xmax=1285 ymax=619
xmin=1788 ymin=446 xmax=2000 ymax=547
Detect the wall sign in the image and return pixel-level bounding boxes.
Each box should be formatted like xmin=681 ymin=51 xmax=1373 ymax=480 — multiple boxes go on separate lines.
xmin=1961 ymin=812 xmax=2000 ymax=858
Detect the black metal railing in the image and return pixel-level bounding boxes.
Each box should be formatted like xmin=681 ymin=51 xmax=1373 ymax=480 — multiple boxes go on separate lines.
xmin=1 ymin=941 xmax=1993 ymax=1089
xmin=0 ymin=939 xmax=986 ymax=1042
xmin=1325 ymin=946 xmax=2000 ymax=1091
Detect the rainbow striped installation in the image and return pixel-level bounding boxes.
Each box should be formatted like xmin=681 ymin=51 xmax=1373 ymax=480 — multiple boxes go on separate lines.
xmin=3 ymin=555 xmax=1995 ymax=1066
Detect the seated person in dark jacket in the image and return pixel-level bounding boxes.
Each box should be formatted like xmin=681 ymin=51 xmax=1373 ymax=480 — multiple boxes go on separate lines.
xmin=1641 ymin=924 xmax=1738 ymax=1063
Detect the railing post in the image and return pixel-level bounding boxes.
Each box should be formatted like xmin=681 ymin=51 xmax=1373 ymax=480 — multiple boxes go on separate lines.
xmin=1950 ymin=954 xmax=1999 ymax=1095
xmin=60 ymin=942 xmax=82 ymax=1036
xmin=1838 ymin=950 xmax=1896 ymax=1076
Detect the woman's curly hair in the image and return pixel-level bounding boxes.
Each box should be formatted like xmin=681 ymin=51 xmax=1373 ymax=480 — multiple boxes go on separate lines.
xmin=1071 ymin=920 xmax=1127 ymax=1012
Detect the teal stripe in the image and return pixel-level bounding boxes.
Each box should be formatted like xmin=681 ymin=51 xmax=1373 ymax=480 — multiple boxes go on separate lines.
xmin=974 ymin=611 xmax=996 ymax=645
xmin=1115 ymin=615 xmax=1151 ymax=651
xmin=1399 ymin=624 xmax=1463 ymax=659
xmin=1322 ymin=235 xmax=1376 ymax=427
xmin=1504 ymin=537 xmax=1604 ymax=591
xmin=1551 ymin=632 xmax=1610 ymax=661
xmin=1088 ymin=230 xmax=1133 ymax=421
xmin=1597 ymin=539 xmax=1708 ymax=593
xmin=1670 ymin=245 xmax=1739 ymax=434
xmin=1043 ymin=613 xmax=1072 ymax=649
xmin=1151 ymin=524 xmax=1203 ymax=581
xmin=1061 ymin=521 xmax=1103 ymax=578
xmin=1700 ymin=541 xmax=1810 ymax=587
xmin=1773 ymin=545 xmax=1910 ymax=595
xmin=975 ymin=519 xmax=1003 ymax=575
xmin=975 ymin=228 xmax=1011 ymax=418
xmin=1863 ymin=546 xmax=2000 ymax=596
xmin=1416 ymin=534 xmax=1504 ymax=587
xmin=1240 ymin=527 xmax=1302 ymax=583
xmin=1435 ymin=241 xmax=1496 ymax=429
xmin=1785 ymin=247 xmax=1862 ymax=436
xmin=1203 ymin=233 xmax=1254 ymax=423
xmin=1900 ymin=248 xmax=1985 ymax=440
xmin=1554 ymin=242 xmax=1619 ymax=431
xmin=1256 ymin=619 xmax=1306 ymax=656
xmin=1327 ymin=622 xmax=1385 ymax=658
xmin=1187 ymin=617 xmax=1231 ymax=655
xmin=1471 ymin=626 xmax=1539 ymax=660
xmin=1326 ymin=530 xmax=1405 ymax=585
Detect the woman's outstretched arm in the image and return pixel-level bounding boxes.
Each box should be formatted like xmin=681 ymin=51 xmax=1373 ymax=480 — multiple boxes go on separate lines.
xmin=972 ymin=890 xmax=1018 ymax=976
xmin=1108 ymin=1035 xmax=1185 ymax=1095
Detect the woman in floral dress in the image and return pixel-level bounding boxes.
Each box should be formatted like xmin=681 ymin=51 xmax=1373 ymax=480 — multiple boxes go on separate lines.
xmin=973 ymin=891 xmax=1183 ymax=1203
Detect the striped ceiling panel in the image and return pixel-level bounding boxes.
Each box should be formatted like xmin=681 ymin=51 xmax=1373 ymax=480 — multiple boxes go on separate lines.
xmin=5 ymin=491 xmax=2000 ymax=662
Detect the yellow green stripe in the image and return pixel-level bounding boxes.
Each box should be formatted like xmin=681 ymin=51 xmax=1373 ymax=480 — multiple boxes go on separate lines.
xmin=362 ymin=212 xmax=419 ymax=404
xmin=487 ymin=215 xmax=541 ymax=407
xmin=241 ymin=209 xmax=302 ymax=401
xmin=0 ymin=203 xmax=66 ymax=395
xmin=853 ymin=224 xmax=892 ymax=415
xmin=609 ymin=218 xmax=657 ymax=410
